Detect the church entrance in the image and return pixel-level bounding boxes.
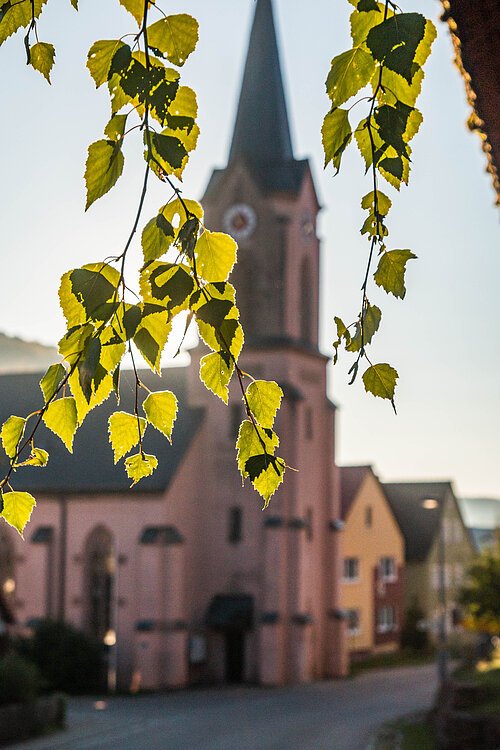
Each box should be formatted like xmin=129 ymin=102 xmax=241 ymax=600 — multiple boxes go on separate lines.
xmin=225 ymin=630 xmax=245 ymax=683
xmin=206 ymin=594 xmax=253 ymax=683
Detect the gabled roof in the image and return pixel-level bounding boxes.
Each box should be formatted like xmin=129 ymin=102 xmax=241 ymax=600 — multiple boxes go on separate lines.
xmin=228 ymin=0 xmax=293 ymax=166
xmin=383 ymin=481 xmax=453 ymax=562
xmin=0 ymin=368 xmax=204 ymax=495
xmin=340 ymin=465 xmax=371 ymax=520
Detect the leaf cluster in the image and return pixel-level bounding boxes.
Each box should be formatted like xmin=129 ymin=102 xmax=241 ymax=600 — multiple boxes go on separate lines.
xmin=0 ymin=0 xmax=287 ymax=534
xmin=324 ymin=0 xmax=435 ymax=408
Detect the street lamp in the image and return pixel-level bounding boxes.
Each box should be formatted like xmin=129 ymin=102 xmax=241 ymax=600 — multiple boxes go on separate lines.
xmin=422 ymin=497 xmax=448 ymax=684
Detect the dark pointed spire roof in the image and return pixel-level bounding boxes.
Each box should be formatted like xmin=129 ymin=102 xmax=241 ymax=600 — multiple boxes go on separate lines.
xmin=228 ymin=0 xmax=294 ymax=165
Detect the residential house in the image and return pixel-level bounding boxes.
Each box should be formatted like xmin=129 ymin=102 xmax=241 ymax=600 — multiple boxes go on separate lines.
xmin=340 ymin=466 xmax=405 ymax=658
xmin=384 ymin=481 xmax=476 ymax=642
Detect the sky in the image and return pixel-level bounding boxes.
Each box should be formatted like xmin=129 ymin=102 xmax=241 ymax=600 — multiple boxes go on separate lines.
xmin=0 ymin=0 xmax=498 ymax=498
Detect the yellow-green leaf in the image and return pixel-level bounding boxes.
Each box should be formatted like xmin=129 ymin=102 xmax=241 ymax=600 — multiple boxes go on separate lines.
xmin=374 ymin=249 xmax=417 ymax=299
xmin=322 ymin=107 xmax=352 ymax=172
xmin=147 ymin=14 xmax=199 ymax=67
xmin=108 ymin=411 xmax=146 ymax=463
xmin=326 ymin=47 xmax=375 ymax=108
xmin=117 ymin=0 xmax=155 ymax=25
xmin=195 ymin=230 xmax=237 ymax=283
xmin=0 ymin=0 xmax=46 ymax=47
xmin=85 ymin=140 xmax=124 ymax=210
xmin=42 ymin=397 xmax=78 ymax=452
xmin=362 ymin=363 xmax=398 ymax=402
xmin=236 ymin=420 xmax=279 ymax=477
xmin=87 ymin=39 xmax=125 ymax=88
xmin=199 ymin=352 xmax=234 ymax=404
xmin=0 ymin=491 xmax=36 ymax=538
xmin=245 ymin=454 xmax=285 ymax=508
xmin=133 ymin=310 xmax=171 ymax=374
xmin=16 ymin=447 xmax=49 ymax=468
xmin=59 ymin=272 xmax=86 ymax=328
xmin=69 ymin=369 xmax=113 ymax=424
xmin=245 ymin=380 xmax=283 ymax=429
xmin=30 ymin=42 xmax=55 ymax=83
xmin=143 ymin=390 xmax=178 ymax=442
xmin=124 ymin=452 xmax=158 ymax=485
xmin=40 ymin=363 xmax=66 ymax=403
xmin=347 ymin=304 xmax=382 ymax=352
xmin=1 ymin=416 xmax=26 ymax=459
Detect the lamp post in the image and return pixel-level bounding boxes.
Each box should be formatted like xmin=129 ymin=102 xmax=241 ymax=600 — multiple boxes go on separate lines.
xmin=422 ymin=498 xmax=448 ymax=684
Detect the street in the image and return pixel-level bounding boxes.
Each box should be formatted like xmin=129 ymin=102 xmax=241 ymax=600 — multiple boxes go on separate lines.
xmin=10 ymin=664 xmax=438 ymax=750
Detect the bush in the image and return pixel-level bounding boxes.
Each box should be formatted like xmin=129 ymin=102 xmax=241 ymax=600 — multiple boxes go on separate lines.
xmin=18 ymin=620 xmax=104 ymax=694
xmin=0 ymin=651 xmax=39 ymax=706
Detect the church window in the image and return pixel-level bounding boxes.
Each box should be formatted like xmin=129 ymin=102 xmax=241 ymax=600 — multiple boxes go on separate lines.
xmin=300 ymin=257 xmax=312 ymax=343
xmin=306 ymin=508 xmax=313 ymax=541
xmin=84 ymin=527 xmax=115 ymax=642
xmin=228 ymin=507 xmax=243 ymax=544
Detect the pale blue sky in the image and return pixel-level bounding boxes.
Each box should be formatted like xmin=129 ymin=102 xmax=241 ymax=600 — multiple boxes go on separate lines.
xmin=0 ymin=1 xmax=498 ymax=496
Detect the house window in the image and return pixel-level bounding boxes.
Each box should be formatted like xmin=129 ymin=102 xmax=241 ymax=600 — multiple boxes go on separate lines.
xmin=365 ymin=506 xmax=373 ymax=528
xmin=343 ymin=557 xmax=359 ymax=581
xmin=379 ymin=556 xmax=397 ymax=582
xmin=228 ymin=506 xmax=243 ymax=544
xmin=377 ymin=606 xmax=397 ymax=633
xmin=346 ymin=609 xmax=361 ymax=635
xmin=300 ymin=257 xmax=312 ymax=342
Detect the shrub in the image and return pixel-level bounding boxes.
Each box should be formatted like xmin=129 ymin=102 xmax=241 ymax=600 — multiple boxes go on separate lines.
xmin=0 ymin=651 xmax=39 ymax=706
xmin=18 ymin=620 xmax=104 ymax=694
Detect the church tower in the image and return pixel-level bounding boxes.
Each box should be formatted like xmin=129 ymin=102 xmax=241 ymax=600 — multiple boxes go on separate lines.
xmin=188 ymin=0 xmax=348 ymax=685
xmin=202 ymin=0 xmax=320 ymax=351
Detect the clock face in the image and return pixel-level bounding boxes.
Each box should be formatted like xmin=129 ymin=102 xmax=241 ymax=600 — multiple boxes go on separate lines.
xmin=223 ymin=203 xmax=257 ymax=241
xmin=301 ymin=214 xmax=316 ymax=239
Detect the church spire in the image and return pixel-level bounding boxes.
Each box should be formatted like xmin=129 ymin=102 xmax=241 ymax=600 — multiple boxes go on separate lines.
xmin=228 ymin=0 xmax=294 ymax=165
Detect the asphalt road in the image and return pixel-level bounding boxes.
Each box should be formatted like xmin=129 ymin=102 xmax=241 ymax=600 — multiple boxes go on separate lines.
xmin=10 ymin=664 xmax=438 ymax=750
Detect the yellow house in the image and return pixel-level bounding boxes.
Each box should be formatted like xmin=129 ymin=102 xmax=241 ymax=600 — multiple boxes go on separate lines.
xmin=340 ymin=466 xmax=405 ymax=657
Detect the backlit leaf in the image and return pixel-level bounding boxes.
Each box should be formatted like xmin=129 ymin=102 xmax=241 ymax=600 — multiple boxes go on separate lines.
xmin=29 ymin=42 xmax=55 ymax=83
xmin=69 ymin=369 xmax=113 ymax=424
xmin=142 ymin=212 xmax=175 ymax=263
xmin=367 ymin=13 xmax=426 ymax=84
xmin=347 ymin=304 xmax=382 ymax=351
xmin=361 ymin=190 xmax=392 ymax=217
xmin=108 ymin=411 xmax=146 ymax=463
xmin=374 ymin=249 xmax=417 ymax=299
xmin=40 ymin=363 xmax=66 ymax=403
xmin=0 ymin=491 xmax=36 ymax=538
xmin=362 ymin=363 xmax=398 ymax=402
xmin=246 ymin=381 xmax=283 ymax=429
xmin=322 ymin=108 xmax=352 ymax=173
xmin=0 ymin=0 xmax=46 ymax=46
xmin=133 ymin=310 xmax=171 ymax=373
xmin=85 ymin=140 xmax=124 ymax=210
xmin=199 ymin=352 xmax=234 ymax=404
xmin=124 ymin=452 xmax=158 ymax=485
xmin=42 ymin=397 xmax=78 ymax=452
xmin=87 ymin=40 xmax=125 ymax=88
xmin=414 ymin=19 xmax=437 ymax=69
xmin=326 ymin=47 xmax=375 ymax=107
xmin=245 ymin=454 xmax=285 ymax=508
xmin=16 ymin=447 xmax=49 ymax=468
xmin=117 ymin=0 xmax=155 ymax=25
xmin=1 ymin=416 xmax=26 ymax=459
xmin=104 ymin=113 xmax=127 ymax=141
xmin=143 ymin=390 xmax=178 ymax=442
xmin=236 ymin=420 xmax=279 ymax=477
xmin=147 ymin=14 xmax=199 ymax=66
xmin=195 ymin=230 xmax=237 ymax=283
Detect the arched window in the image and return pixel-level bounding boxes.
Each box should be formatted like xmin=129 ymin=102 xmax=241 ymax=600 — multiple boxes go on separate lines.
xmin=84 ymin=527 xmax=115 ymax=642
xmin=300 ymin=257 xmax=312 ymax=343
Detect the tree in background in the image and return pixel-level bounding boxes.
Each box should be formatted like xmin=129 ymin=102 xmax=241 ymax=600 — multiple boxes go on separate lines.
xmin=460 ymin=547 xmax=500 ymax=636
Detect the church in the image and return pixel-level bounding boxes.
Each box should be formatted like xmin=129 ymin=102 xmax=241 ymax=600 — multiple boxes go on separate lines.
xmin=0 ymin=0 xmax=348 ymax=688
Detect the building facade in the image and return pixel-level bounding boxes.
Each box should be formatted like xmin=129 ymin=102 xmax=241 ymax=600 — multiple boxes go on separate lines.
xmin=340 ymin=466 xmax=405 ymax=658
xmin=0 ymin=0 xmax=348 ymax=689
